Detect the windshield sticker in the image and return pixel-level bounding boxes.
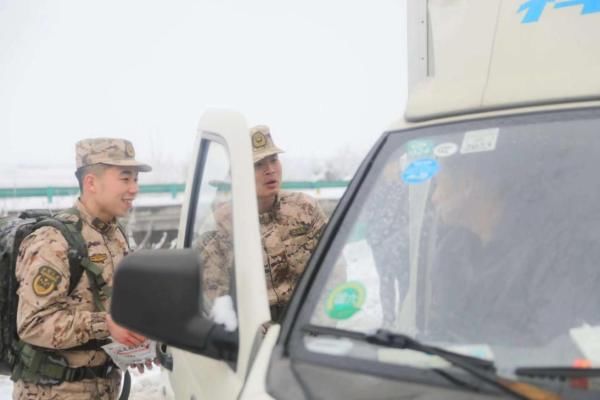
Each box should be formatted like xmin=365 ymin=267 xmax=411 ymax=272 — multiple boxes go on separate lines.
xmin=460 ymin=128 xmax=499 ymax=154
xmin=569 ymin=324 xmax=600 ymax=363
xmin=406 ymin=140 xmax=434 ymax=158
xmin=518 ymin=0 xmax=600 ymax=24
xmin=402 ymin=158 xmax=440 ymax=184
xmin=433 ymin=143 xmax=458 ymax=158
xmin=325 ymin=281 xmax=366 ymax=320
xmin=305 ymin=337 xmax=354 ymax=356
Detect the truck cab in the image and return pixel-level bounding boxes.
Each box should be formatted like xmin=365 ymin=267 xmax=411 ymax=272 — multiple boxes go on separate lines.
xmin=112 ymin=1 xmax=600 ymax=399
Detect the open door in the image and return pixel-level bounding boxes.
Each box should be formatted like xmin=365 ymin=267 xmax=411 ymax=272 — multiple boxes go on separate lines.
xmin=113 ymin=110 xmax=271 ymax=399
xmin=168 ymin=110 xmax=270 ymax=399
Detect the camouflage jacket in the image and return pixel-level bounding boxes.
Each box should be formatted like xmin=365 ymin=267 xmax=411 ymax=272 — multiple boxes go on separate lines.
xmin=15 ymin=200 xmax=129 ymax=368
xmin=259 ymin=192 xmax=327 ymax=306
xmin=201 ymin=192 xmax=327 ymax=308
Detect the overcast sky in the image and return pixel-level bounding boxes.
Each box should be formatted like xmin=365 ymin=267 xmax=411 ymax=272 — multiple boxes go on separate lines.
xmin=0 ymin=0 xmax=407 ymax=171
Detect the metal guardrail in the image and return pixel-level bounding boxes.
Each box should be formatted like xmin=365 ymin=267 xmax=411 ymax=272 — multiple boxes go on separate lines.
xmin=0 ymin=184 xmax=185 ymax=202
xmin=0 ymin=181 xmax=349 ymax=203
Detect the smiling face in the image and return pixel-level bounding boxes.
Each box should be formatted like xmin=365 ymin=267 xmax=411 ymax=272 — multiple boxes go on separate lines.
xmin=254 ymin=154 xmax=282 ymax=210
xmin=82 ymin=165 xmax=140 ymax=221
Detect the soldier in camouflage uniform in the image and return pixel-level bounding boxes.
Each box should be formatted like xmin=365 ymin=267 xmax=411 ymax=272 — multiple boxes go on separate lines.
xmin=201 ymin=125 xmax=327 ymax=322
xmin=13 ymin=138 xmax=151 ymax=400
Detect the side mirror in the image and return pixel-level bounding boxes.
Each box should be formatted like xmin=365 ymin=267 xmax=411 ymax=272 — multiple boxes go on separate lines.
xmin=111 ymin=249 xmax=238 ymax=361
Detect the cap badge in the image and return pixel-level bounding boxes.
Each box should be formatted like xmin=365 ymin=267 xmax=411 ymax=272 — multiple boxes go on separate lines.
xmin=252 ymin=132 xmax=267 ymax=149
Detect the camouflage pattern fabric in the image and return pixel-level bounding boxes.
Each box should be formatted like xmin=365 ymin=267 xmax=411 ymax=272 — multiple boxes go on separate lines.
xmin=259 ymin=192 xmax=326 ymax=306
xmin=198 ymin=229 xmax=234 ymax=303
xmin=13 ymin=200 xmax=128 ymax=400
xmin=200 ymin=192 xmax=327 ymax=311
xmin=13 ymin=373 xmax=121 ymax=400
xmin=76 ymin=137 xmax=151 ymax=172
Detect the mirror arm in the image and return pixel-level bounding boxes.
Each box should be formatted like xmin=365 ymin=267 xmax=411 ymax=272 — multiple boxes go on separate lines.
xmin=184 ymin=317 xmax=239 ymax=361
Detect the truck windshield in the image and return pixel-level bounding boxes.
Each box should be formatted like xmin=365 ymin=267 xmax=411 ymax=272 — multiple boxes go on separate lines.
xmin=303 ymin=108 xmax=600 ymax=374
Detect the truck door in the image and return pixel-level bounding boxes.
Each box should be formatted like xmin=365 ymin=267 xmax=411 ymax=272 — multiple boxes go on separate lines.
xmin=166 ymin=110 xmax=271 ymax=399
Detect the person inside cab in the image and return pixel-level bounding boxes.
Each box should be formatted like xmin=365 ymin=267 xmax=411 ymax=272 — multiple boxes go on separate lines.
xmin=426 ymin=132 xmax=600 ymax=350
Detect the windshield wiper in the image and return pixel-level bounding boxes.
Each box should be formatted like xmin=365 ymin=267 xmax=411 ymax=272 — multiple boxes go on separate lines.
xmin=516 ymin=366 xmax=600 ymax=379
xmin=302 ymin=324 xmax=529 ymax=400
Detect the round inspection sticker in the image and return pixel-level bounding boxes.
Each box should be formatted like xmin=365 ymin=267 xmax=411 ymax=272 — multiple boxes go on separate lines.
xmin=325 ymin=282 xmax=366 ymax=320
xmin=433 ymin=142 xmax=458 ymax=158
xmin=402 ymin=158 xmax=439 ymax=184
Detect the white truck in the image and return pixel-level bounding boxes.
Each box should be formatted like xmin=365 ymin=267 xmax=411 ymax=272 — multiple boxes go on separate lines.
xmin=112 ymin=1 xmax=600 ymax=399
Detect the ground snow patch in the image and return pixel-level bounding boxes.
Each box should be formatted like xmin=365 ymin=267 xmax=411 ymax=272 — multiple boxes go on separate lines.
xmin=1 ymin=375 xmax=12 ymax=399
xmin=130 ymin=367 xmax=168 ymax=400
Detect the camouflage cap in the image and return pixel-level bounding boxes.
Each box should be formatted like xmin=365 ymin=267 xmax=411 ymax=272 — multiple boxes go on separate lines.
xmin=250 ymin=125 xmax=284 ymax=163
xmin=75 ymin=138 xmax=152 ymax=172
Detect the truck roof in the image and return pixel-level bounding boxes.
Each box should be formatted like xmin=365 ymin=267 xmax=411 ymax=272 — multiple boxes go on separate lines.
xmin=404 ymin=0 xmax=600 ymax=123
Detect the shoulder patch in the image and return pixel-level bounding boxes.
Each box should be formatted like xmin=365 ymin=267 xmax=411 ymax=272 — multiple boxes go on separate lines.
xmin=89 ymin=253 xmax=108 ymax=264
xmin=32 ymin=266 xmax=62 ymax=297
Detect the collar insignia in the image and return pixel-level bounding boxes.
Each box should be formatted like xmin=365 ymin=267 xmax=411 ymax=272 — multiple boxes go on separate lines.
xmin=89 ymin=253 xmax=108 ymax=264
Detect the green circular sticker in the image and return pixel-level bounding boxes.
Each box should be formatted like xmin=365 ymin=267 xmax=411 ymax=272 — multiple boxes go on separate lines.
xmin=406 ymin=140 xmax=434 ymax=157
xmin=325 ymin=282 xmax=366 ymax=320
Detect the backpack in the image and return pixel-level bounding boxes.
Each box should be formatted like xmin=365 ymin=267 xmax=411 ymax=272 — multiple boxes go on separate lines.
xmin=0 ymin=208 xmax=100 ymax=376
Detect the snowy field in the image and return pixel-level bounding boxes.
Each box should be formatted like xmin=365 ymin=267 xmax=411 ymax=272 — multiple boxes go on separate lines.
xmin=0 ymin=368 xmax=168 ymax=399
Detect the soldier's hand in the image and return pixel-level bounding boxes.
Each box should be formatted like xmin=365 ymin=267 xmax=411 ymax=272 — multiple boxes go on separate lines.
xmin=106 ymin=314 xmax=146 ymax=347
xmin=129 ymin=358 xmax=160 ymax=374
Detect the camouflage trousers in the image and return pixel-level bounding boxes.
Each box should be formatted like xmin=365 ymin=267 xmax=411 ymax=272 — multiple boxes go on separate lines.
xmin=13 ymin=372 xmax=121 ymax=400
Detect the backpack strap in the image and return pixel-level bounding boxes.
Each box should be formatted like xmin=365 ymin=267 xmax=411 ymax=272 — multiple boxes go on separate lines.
xmin=31 ymin=218 xmax=86 ymax=296
xmin=116 ymin=221 xmax=128 ymax=242
xmin=45 ymin=208 xmax=112 ymax=312
xmin=21 ymin=208 xmax=112 ymax=341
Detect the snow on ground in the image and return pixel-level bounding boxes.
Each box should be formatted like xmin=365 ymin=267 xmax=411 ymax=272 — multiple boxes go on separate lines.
xmin=129 ymin=368 xmax=170 ymax=400
xmin=1 ymin=375 xmax=12 ymax=399
xmin=0 ymin=368 xmax=169 ymax=399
